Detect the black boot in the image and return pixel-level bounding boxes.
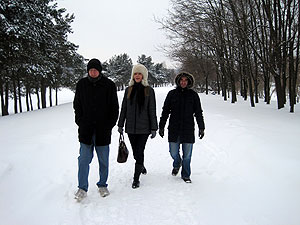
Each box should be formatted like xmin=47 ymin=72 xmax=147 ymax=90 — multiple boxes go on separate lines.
xmin=132 ymin=180 xmax=140 ymax=189
xmin=142 ymin=165 xmax=147 ymax=175
xmin=132 ymin=164 xmax=143 ymax=189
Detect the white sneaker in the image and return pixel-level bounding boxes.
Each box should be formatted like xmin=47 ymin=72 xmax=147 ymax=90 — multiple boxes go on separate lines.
xmin=98 ymin=187 xmax=110 ymax=197
xmin=74 ymin=188 xmax=87 ymax=202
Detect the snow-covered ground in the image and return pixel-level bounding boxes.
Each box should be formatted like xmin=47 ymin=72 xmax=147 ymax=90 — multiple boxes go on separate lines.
xmin=0 ymin=86 xmax=299 ymax=225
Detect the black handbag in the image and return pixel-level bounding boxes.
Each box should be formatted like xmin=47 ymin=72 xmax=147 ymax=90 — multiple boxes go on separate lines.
xmin=117 ymin=134 xmax=129 ymax=163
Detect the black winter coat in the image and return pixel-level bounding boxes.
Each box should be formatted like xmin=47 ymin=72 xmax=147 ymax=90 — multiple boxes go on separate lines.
xmin=73 ymin=76 xmax=119 ymax=145
xmin=159 ymin=87 xmax=205 ymax=143
xmin=118 ymin=85 xmax=158 ymax=134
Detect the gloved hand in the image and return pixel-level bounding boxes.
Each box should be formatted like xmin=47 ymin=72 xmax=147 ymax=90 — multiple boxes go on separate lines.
xmin=159 ymin=128 xmax=164 ymax=138
xmin=199 ymin=129 xmax=205 ymax=139
xmin=150 ymin=130 xmax=156 ymax=139
xmin=118 ymin=127 xmax=123 ymax=134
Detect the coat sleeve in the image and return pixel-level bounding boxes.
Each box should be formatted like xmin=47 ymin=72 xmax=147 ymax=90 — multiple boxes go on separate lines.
xmin=148 ymin=87 xmax=158 ymax=131
xmin=73 ymin=81 xmax=82 ymax=126
xmin=117 ymin=88 xmax=128 ymax=128
xmin=193 ymin=91 xmax=205 ymax=130
xmin=109 ymin=83 xmax=119 ymax=129
xmin=159 ymin=91 xmax=172 ymax=129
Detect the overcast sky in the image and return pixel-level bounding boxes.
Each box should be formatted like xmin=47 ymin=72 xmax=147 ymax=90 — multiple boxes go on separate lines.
xmin=56 ymin=0 xmax=175 ymax=68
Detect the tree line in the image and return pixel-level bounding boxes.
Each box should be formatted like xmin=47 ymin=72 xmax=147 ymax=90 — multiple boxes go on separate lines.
xmin=0 ymin=0 xmax=86 ymax=116
xmin=0 ymin=1 xmax=174 ymax=116
xmin=103 ymin=53 xmax=175 ymax=91
xmin=157 ymin=0 xmax=300 ymax=112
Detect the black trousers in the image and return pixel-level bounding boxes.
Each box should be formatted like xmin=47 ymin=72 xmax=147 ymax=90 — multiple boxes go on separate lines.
xmin=127 ymin=133 xmax=149 ymax=166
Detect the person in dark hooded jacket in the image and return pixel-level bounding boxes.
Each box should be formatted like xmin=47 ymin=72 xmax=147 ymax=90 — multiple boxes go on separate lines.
xmin=159 ymin=72 xmax=205 ymax=183
xmin=73 ymin=58 xmax=119 ymax=201
xmin=118 ymin=64 xmax=158 ymax=189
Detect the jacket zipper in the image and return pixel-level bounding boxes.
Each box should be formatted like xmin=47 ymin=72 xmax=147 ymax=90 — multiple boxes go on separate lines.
xmin=134 ymin=99 xmax=137 ymax=133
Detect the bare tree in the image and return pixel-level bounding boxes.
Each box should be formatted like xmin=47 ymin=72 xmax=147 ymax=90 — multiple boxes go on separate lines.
xmin=157 ymin=0 xmax=300 ymax=112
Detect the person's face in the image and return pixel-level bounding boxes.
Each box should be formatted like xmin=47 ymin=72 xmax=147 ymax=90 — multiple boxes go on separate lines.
xmin=180 ymin=76 xmax=188 ymax=88
xmin=133 ymin=72 xmax=143 ymax=83
xmin=88 ymin=68 xmax=100 ymax=78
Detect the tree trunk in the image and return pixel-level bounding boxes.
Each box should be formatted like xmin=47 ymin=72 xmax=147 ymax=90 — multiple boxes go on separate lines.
xmin=254 ymin=78 xmax=259 ymax=104
xmin=288 ymin=43 xmax=296 ymax=113
xmin=29 ymin=92 xmax=33 ymax=111
xmin=17 ymin=76 xmax=22 ymax=113
xmin=4 ymin=81 xmax=9 ymax=115
xmin=55 ymin=87 xmax=58 ymax=106
xmin=205 ymin=75 xmax=208 ymax=95
xmin=243 ymin=77 xmax=248 ymax=101
xmin=249 ymin=76 xmax=255 ymax=107
xmin=49 ymin=86 xmax=52 ymax=107
xmin=216 ymin=66 xmax=221 ymax=95
xmin=263 ymin=68 xmax=271 ymax=104
xmin=239 ymin=64 xmax=244 ymax=98
xmin=230 ymin=73 xmax=237 ymax=103
xmin=36 ymin=86 xmax=41 ymax=109
xmin=13 ymin=78 xmax=18 ymax=114
xmin=220 ymin=62 xmax=227 ymax=100
xmin=2 ymin=81 xmax=9 ymax=116
xmin=41 ymin=79 xmax=47 ymax=109
xmin=0 ymin=77 xmax=4 ymax=115
xmin=26 ymin=85 xmax=30 ymax=112
xmin=274 ymin=75 xmax=285 ymax=109
xmin=222 ymin=75 xmax=227 ymax=101
xmin=289 ymin=2 xmax=300 ymax=112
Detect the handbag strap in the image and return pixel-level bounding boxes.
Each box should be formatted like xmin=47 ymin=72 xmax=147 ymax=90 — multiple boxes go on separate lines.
xmin=119 ymin=133 xmax=125 ymax=142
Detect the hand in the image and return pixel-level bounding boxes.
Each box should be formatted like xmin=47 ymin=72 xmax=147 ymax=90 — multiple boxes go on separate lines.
xmin=159 ymin=128 xmax=164 ymax=138
xmin=118 ymin=127 xmax=123 ymax=134
xmin=150 ymin=130 xmax=156 ymax=139
xmin=199 ymin=129 xmax=205 ymax=139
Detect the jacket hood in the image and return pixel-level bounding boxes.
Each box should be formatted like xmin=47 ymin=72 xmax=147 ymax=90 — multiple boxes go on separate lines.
xmin=129 ymin=64 xmax=149 ymax=87
xmin=174 ymin=72 xmax=195 ymax=89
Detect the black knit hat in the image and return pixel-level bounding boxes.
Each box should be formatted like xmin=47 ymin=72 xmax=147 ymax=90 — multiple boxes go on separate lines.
xmin=87 ymin=58 xmax=102 ymax=73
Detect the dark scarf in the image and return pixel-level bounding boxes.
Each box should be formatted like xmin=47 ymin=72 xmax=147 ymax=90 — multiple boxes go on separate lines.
xmin=88 ymin=74 xmax=102 ymax=83
xmin=130 ymin=82 xmax=145 ymax=113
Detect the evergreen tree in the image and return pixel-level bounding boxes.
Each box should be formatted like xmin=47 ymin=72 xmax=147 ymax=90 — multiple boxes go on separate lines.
xmin=107 ymin=53 xmax=132 ymax=90
xmin=137 ymin=54 xmax=158 ymax=85
xmin=137 ymin=54 xmax=174 ymax=86
xmin=0 ymin=0 xmax=85 ymax=115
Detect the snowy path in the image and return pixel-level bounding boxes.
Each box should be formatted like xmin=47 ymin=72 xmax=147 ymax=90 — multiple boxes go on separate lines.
xmin=0 ymin=87 xmax=299 ymax=225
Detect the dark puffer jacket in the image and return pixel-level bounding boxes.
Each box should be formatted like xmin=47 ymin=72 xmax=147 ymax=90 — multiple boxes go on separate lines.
xmin=159 ymin=72 xmax=205 ymax=143
xmin=73 ymin=76 xmax=119 ymax=145
xmin=118 ymin=85 xmax=158 ymax=134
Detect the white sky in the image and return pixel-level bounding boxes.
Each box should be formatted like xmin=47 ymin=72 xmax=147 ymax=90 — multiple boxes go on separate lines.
xmin=56 ymin=0 xmax=175 ymax=68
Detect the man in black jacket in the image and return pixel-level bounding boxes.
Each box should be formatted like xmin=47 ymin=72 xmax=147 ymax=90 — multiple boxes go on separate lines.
xmin=73 ymin=58 xmax=119 ymax=201
xmin=159 ymin=72 xmax=205 ymax=183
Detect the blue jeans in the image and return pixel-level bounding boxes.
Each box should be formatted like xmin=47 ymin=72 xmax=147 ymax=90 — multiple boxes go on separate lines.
xmin=78 ymin=135 xmax=109 ymax=191
xmin=169 ymin=140 xmax=193 ymax=179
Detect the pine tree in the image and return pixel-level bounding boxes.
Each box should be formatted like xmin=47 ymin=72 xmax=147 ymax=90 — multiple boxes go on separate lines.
xmin=0 ymin=0 xmax=85 ymax=115
xmin=137 ymin=54 xmax=158 ymax=85
xmin=107 ymin=54 xmax=132 ymax=90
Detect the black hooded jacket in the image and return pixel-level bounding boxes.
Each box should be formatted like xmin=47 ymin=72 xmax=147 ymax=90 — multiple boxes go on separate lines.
xmin=73 ymin=76 xmax=119 ymax=145
xmin=159 ymin=72 xmax=205 ymax=143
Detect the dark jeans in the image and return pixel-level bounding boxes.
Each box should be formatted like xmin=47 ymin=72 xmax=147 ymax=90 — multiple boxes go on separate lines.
xmin=127 ymin=133 xmax=149 ymax=166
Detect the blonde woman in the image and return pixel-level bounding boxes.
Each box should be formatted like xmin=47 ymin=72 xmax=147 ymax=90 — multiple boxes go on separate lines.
xmin=117 ymin=64 xmax=158 ymax=188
